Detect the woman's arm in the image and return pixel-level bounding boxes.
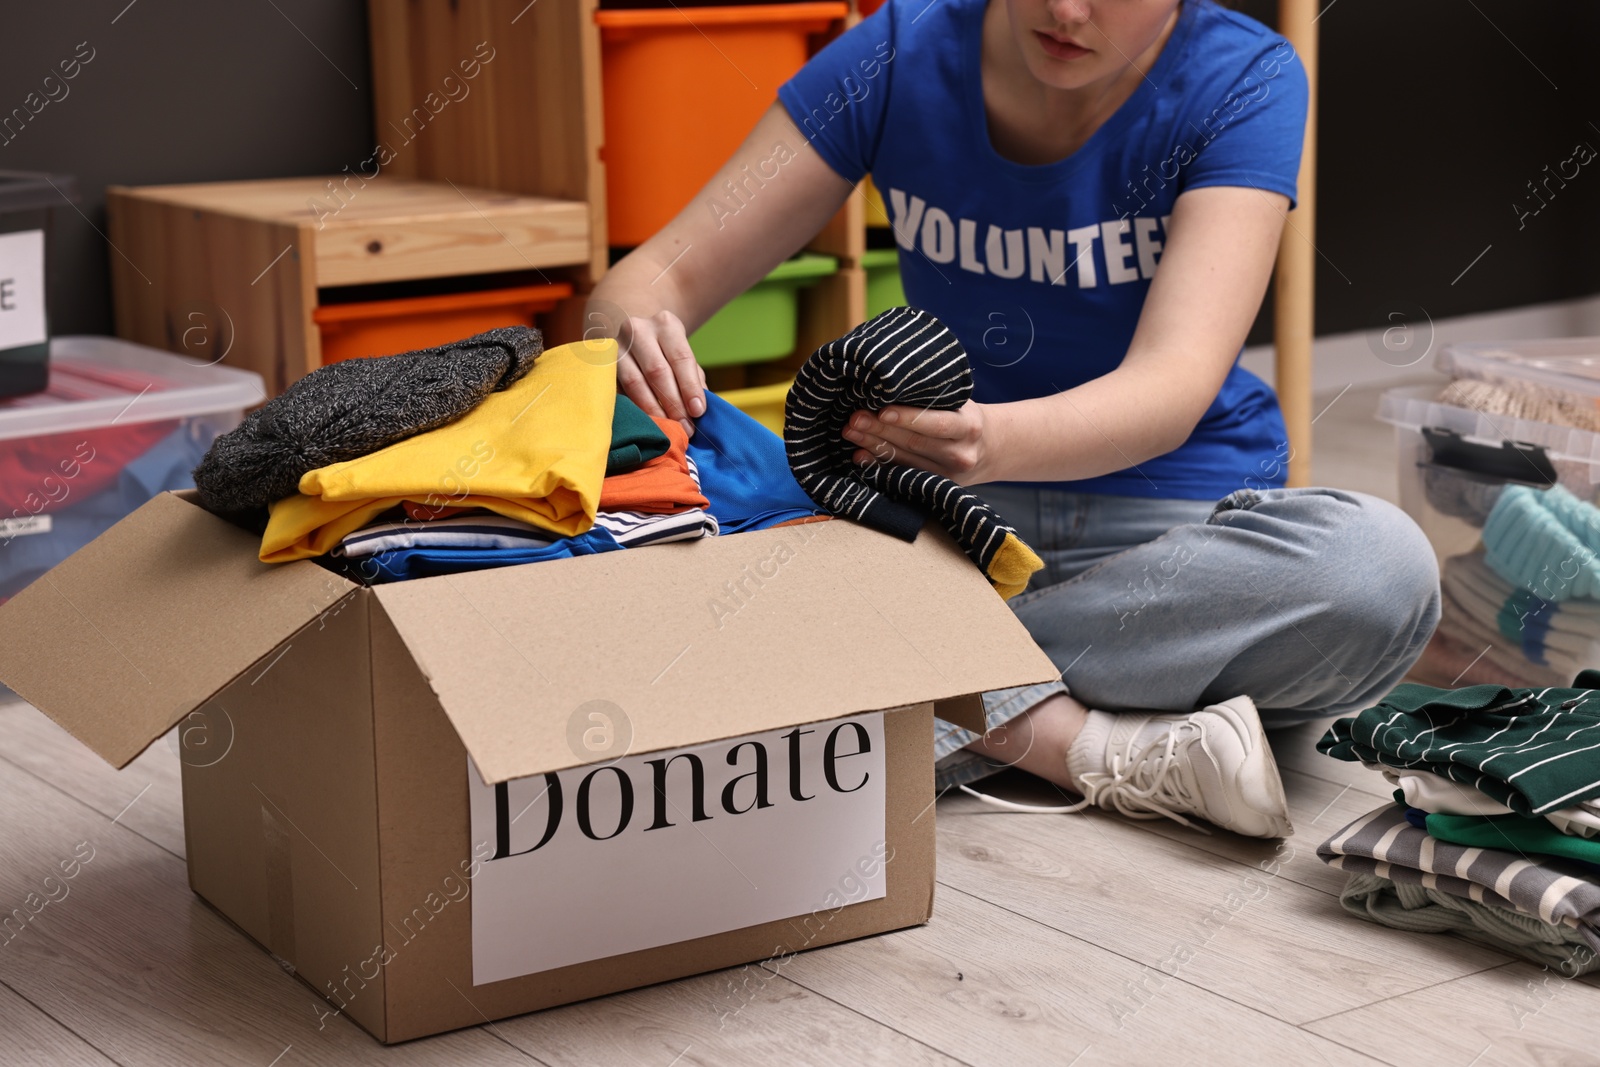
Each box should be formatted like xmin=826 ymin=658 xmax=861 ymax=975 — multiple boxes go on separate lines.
xmin=842 ymin=185 xmax=1291 ymax=485
xmin=588 ymin=104 xmax=855 ymax=432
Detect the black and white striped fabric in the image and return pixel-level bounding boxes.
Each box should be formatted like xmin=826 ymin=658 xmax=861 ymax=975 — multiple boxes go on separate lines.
xmin=784 ymin=307 xmax=1034 ymax=585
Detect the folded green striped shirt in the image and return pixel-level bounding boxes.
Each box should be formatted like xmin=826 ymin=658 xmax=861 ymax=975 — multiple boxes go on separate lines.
xmin=1318 ymin=671 xmax=1600 ymax=816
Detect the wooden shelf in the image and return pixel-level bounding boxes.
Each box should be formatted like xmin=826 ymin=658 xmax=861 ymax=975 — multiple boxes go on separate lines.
xmin=106 ymin=176 xmax=589 ymax=397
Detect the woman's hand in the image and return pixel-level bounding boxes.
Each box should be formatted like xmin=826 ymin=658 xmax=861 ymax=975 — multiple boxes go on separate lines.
xmin=613 ymin=310 xmax=707 ymax=437
xmin=841 ymin=400 xmax=1000 ymax=484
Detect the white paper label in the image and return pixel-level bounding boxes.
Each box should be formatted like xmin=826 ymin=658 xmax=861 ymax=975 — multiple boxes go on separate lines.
xmin=0 ymin=230 xmax=46 ymax=351
xmin=0 ymin=514 xmax=50 ymax=538
xmin=468 ymin=713 xmax=887 ymax=985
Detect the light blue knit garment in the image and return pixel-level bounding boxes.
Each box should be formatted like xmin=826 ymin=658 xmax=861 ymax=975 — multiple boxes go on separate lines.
xmin=1482 ymin=484 xmax=1600 ymax=601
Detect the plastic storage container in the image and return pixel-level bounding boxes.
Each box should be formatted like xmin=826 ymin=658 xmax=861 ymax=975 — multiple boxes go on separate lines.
xmin=720 ymin=379 xmax=791 ymax=436
xmin=1377 ymin=383 xmax=1600 ymax=562
xmin=690 ymin=253 xmax=837 ymax=367
xmin=0 ymin=336 xmax=263 ymax=605
xmin=595 ymin=3 xmax=847 ymax=247
xmin=1437 ymin=338 xmax=1600 ymax=399
xmin=861 ymin=247 xmax=906 ymax=319
xmin=312 ymin=282 xmax=572 ymax=364
xmin=0 ymin=171 xmax=79 ymax=399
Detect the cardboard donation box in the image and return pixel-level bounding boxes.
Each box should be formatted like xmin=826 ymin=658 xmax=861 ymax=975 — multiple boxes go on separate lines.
xmin=0 ymin=490 xmax=1055 ymax=1043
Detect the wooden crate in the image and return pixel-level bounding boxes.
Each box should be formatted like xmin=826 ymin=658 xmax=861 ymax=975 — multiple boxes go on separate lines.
xmin=106 ymin=176 xmax=589 ymax=398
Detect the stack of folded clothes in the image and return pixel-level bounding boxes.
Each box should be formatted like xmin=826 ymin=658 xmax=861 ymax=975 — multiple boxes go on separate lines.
xmin=191 ymin=327 xmax=831 ymax=582
xmin=192 ymin=317 xmax=1044 ymax=591
xmin=1412 ymin=482 xmax=1600 ymax=689
xmin=1315 ymin=674 xmax=1600 ymax=975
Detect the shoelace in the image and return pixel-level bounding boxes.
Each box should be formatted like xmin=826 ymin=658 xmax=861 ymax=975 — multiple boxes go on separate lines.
xmin=958 ymin=722 xmax=1214 ymax=835
xmin=1078 ymin=725 xmax=1210 ymax=834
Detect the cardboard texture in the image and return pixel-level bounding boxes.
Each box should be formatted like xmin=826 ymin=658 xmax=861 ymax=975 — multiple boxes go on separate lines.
xmin=0 ymin=491 xmax=1056 ymax=1042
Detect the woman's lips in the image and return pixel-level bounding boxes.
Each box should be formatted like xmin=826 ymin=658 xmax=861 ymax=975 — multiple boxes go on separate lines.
xmin=1034 ymin=30 xmax=1090 ymax=60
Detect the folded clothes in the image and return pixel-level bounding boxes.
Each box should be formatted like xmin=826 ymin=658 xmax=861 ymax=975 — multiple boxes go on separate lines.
xmin=597 ymin=413 xmax=708 ymax=514
xmin=195 ymin=326 xmax=543 ymax=513
xmin=783 ymin=307 xmax=1041 ymax=598
xmin=686 ymin=391 xmax=826 ymax=534
xmin=607 ymin=394 xmax=671 ymax=476
xmin=338 ymin=505 xmax=718 ymax=558
xmin=260 ymin=340 xmax=616 ymax=563
xmin=1318 ymin=674 xmax=1600 ymax=816
xmin=1421 ymin=810 xmax=1600 ymax=870
xmin=344 ymin=527 xmax=628 ymax=584
xmin=1319 ymin=804 xmax=1600 ymax=956
xmin=1444 ymin=551 xmax=1600 ymax=671
xmin=1482 ymin=484 xmax=1600 ymax=602
xmin=1338 ymin=871 xmax=1600 ymax=976
xmin=1437 ymin=574 xmax=1590 ymax=681
xmin=1379 ymin=765 xmax=1600 ymax=838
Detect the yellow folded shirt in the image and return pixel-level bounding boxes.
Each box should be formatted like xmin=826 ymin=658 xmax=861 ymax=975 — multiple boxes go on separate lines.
xmin=261 ymin=339 xmax=617 ymax=563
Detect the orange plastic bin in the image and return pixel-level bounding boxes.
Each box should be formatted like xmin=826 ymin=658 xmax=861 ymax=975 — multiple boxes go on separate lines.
xmin=595 ymin=3 xmax=847 ymax=248
xmin=312 ymin=282 xmax=573 ymax=364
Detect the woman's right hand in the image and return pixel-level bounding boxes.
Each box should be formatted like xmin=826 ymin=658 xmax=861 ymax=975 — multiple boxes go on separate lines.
xmin=614 ymin=309 xmax=707 ymax=438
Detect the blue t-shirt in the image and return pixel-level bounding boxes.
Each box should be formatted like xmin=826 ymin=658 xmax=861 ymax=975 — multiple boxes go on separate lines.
xmin=777 ymin=0 xmax=1308 ymax=500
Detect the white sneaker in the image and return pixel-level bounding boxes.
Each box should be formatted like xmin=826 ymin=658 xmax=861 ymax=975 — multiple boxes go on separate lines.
xmin=1082 ymin=696 xmax=1292 ymax=838
xmin=959 ymin=696 xmax=1293 ymax=839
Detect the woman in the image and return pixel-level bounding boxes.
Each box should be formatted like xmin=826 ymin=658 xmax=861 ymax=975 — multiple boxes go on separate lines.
xmin=588 ymin=0 xmax=1439 ymax=838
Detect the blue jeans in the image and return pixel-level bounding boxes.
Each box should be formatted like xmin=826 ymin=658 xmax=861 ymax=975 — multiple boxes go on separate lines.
xmin=933 ymin=486 xmax=1442 ymax=791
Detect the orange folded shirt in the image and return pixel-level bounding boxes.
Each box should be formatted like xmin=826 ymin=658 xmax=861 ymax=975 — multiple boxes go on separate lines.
xmin=597 ymin=414 xmax=707 ymax=514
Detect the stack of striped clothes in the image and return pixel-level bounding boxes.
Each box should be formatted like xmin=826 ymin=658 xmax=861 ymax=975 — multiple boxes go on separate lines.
xmin=1316 ymin=675 xmax=1600 ymax=975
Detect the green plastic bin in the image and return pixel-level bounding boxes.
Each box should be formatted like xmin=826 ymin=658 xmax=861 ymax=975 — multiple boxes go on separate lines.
xmin=691 ymin=253 xmax=837 ymax=367
xmin=861 ymin=247 xmax=906 ymax=319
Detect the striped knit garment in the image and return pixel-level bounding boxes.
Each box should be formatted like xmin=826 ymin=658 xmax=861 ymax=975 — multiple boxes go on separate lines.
xmin=784 ymin=307 xmax=1042 ymax=599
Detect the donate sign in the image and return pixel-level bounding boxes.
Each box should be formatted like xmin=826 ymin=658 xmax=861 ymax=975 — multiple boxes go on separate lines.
xmin=468 ymin=713 xmax=887 ymax=984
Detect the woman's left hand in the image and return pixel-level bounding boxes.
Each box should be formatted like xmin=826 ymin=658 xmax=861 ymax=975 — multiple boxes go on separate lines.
xmin=840 ymin=400 xmax=998 ymax=484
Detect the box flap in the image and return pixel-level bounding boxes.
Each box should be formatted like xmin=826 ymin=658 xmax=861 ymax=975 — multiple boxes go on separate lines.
xmin=0 ymin=492 xmax=356 ymax=768
xmin=372 ymin=520 xmax=1056 ymax=784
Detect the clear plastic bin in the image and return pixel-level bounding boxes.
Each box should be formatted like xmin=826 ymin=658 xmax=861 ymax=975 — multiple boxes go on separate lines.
xmin=1436 ymin=338 xmax=1600 ymax=399
xmin=0 ymin=335 xmax=264 ymax=604
xmin=1378 ymin=383 xmax=1600 ymax=562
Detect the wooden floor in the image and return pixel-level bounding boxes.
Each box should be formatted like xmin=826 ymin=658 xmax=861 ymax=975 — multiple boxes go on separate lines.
xmin=6 ymin=380 xmax=1600 ymax=1067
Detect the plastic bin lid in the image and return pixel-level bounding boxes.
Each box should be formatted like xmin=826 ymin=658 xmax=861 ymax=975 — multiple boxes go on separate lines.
xmin=0 ymin=336 xmax=265 ymax=442
xmin=1436 ymin=338 xmax=1600 ymax=398
xmin=0 ymin=171 xmax=78 ymax=213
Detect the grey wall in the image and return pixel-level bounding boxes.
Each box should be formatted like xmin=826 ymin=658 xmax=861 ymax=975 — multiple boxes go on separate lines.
xmin=6 ymin=1 xmax=1600 ymax=342
xmin=2 ymin=0 xmax=373 ymax=336
xmin=1237 ymin=0 xmax=1600 ymax=345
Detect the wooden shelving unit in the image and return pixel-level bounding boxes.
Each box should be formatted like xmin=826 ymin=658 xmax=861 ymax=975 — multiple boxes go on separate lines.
xmin=106 ymin=177 xmax=590 ymax=397
xmin=363 ymin=0 xmax=868 ymax=381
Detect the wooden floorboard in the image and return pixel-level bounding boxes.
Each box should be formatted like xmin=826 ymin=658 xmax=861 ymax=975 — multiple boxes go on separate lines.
xmin=0 ymin=701 xmax=186 ymax=860
xmin=0 ymin=980 xmax=121 ymax=1066
xmin=934 ymin=801 xmax=1513 ymax=1027
xmin=491 ymin=968 xmax=964 ymax=1067
xmin=1304 ymin=961 xmax=1600 ymax=1067
xmin=772 ymin=883 xmax=1388 ymax=1067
